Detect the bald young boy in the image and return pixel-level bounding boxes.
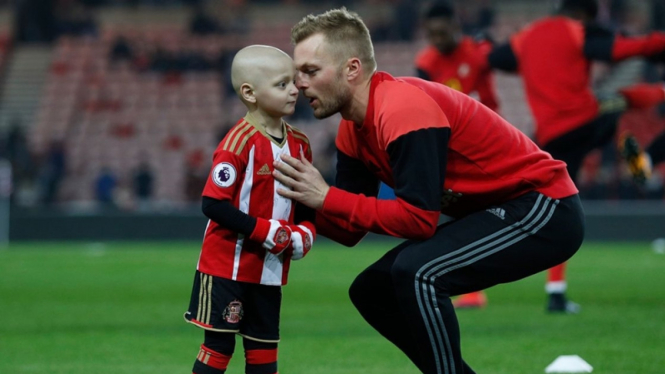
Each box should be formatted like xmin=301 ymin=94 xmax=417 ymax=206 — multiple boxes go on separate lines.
xmin=184 ymin=45 xmax=316 ymax=374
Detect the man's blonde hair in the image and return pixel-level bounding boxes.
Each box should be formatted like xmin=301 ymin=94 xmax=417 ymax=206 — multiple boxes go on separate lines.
xmin=291 ymin=7 xmax=376 ymax=74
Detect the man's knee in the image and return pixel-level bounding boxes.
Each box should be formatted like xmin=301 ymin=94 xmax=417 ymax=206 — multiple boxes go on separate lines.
xmin=349 ymin=267 xmax=396 ymax=310
xmin=390 ymin=257 xmax=420 ymax=286
xmin=349 ymin=271 xmax=372 ymax=308
xmin=390 ymin=256 xmax=455 ymax=297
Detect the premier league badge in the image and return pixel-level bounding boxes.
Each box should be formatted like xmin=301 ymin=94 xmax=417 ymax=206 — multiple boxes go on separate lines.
xmin=223 ymin=300 xmax=244 ymax=323
xmin=212 ymin=162 xmax=237 ymax=188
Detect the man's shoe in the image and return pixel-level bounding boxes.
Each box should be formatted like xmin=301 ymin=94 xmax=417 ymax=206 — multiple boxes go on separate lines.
xmin=547 ymin=292 xmax=581 ymax=314
xmin=618 ymin=132 xmax=652 ymax=185
xmin=453 ymin=291 xmax=487 ymax=309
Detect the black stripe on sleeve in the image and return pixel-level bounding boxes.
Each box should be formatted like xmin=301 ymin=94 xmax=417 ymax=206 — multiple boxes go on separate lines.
xmin=202 ymin=196 xmax=256 ymax=236
xmin=335 ymin=149 xmax=381 ymax=197
xmin=583 ymin=23 xmax=615 ymax=61
xmin=386 ymin=127 xmax=449 ymax=212
xmin=487 ymin=43 xmax=518 ymax=72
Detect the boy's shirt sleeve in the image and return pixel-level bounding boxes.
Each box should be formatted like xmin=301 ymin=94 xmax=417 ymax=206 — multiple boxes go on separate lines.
xmin=202 ymin=196 xmax=256 ymax=236
xmin=202 ymin=148 xmax=246 ymax=202
xmin=200 ymin=147 xmax=257 ymax=235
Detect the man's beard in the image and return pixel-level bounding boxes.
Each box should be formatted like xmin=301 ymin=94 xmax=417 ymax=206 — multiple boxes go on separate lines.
xmin=313 ymin=73 xmax=351 ymax=119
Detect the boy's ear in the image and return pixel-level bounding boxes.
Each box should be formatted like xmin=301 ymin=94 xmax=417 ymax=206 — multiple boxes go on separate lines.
xmin=240 ymin=83 xmax=256 ymax=103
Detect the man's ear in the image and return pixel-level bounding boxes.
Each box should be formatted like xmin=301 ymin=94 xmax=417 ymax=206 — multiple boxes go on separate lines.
xmin=346 ymin=57 xmax=362 ymax=81
xmin=240 ymin=83 xmax=256 ymax=103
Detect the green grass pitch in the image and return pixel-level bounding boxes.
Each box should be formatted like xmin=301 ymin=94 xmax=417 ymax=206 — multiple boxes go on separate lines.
xmin=1 ymin=240 xmax=664 ymax=374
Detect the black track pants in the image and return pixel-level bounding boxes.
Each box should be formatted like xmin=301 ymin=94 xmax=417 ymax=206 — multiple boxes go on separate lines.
xmin=349 ymin=192 xmax=585 ymax=374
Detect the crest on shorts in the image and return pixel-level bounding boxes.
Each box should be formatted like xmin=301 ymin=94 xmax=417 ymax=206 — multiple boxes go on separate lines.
xmin=275 ymin=227 xmax=290 ymax=245
xmin=223 ymin=299 xmax=244 ymax=323
xmin=212 ymin=162 xmax=236 ymax=188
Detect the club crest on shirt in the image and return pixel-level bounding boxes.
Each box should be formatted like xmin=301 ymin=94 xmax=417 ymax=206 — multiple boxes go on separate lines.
xmin=212 ymin=162 xmax=236 ymax=188
xmin=223 ymin=299 xmax=244 ymax=323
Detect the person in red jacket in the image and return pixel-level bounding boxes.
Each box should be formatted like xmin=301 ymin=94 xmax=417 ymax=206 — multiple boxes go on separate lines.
xmin=274 ymin=8 xmax=584 ymax=374
xmin=488 ymin=0 xmax=665 ymax=187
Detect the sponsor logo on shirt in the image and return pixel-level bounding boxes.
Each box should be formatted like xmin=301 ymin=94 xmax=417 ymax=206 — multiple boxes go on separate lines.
xmin=257 ymin=164 xmax=272 ymax=176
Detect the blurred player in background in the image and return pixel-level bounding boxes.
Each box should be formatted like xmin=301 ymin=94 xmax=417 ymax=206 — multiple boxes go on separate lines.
xmin=488 ymin=0 xmax=665 ymax=312
xmin=416 ymin=2 xmax=576 ymax=313
xmin=489 ymin=0 xmax=665 ymax=188
xmin=184 ymin=45 xmax=316 ymax=374
xmin=415 ymin=2 xmax=498 ymax=112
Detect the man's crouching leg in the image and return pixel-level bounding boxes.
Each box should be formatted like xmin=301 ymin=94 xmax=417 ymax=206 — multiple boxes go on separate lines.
xmin=349 ymin=241 xmax=431 ymax=372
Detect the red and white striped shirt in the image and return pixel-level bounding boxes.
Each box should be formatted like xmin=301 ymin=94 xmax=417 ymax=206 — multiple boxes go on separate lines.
xmin=198 ymin=116 xmax=312 ymax=286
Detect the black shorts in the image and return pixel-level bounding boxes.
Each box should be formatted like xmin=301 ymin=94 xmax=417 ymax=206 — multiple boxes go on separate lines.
xmin=184 ymin=271 xmax=282 ymax=342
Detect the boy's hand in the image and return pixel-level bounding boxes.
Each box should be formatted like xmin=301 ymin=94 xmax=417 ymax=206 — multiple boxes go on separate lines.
xmin=250 ymin=218 xmax=292 ymax=255
xmin=289 ymin=221 xmax=315 ymax=260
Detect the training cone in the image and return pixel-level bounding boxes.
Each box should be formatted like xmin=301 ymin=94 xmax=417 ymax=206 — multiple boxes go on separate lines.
xmin=545 ymin=355 xmax=593 ymax=373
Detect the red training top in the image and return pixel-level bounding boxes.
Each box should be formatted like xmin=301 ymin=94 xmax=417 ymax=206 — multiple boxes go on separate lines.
xmin=317 ymin=72 xmax=577 ymax=245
